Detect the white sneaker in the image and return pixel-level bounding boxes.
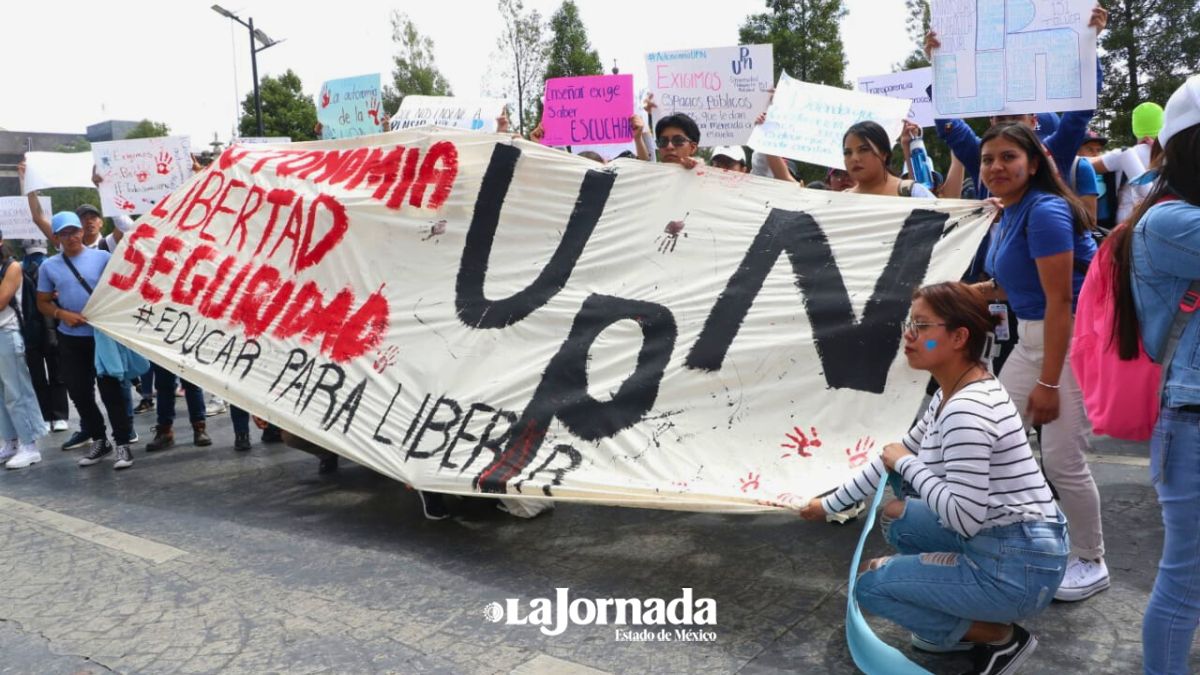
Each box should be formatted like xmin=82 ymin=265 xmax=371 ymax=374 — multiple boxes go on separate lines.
xmin=50 ymin=420 xmax=69 ymax=432
xmin=205 ymin=397 xmax=227 ymax=417
xmin=1054 ymin=557 xmax=1110 ymax=601
xmin=6 ymin=443 xmax=42 ymax=470
xmin=0 ymin=439 xmax=17 ymax=464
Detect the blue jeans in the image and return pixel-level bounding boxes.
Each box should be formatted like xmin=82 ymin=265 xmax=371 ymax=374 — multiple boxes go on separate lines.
xmin=154 ymin=366 xmax=205 ymax=426
xmin=1144 ymin=407 xmax=1200 ymax=675
xmin=857 ymin=499 xmax=1069 ymax=648
xmin=138 ymin=364 xmax=155 ymax=400
xmin=0 ymin=331 xmax=46 ymax=445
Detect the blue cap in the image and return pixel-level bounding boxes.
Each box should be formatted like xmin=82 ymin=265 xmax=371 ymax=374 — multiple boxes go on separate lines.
xmin=51 ymin=211 xmax=82 ymax=234
xmin=1035 ymin=112 xmax=1060 ymax=139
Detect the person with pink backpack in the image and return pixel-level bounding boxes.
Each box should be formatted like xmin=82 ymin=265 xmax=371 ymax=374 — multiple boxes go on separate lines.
xmin=1103 ymin=74 xmax=1200 ymax=675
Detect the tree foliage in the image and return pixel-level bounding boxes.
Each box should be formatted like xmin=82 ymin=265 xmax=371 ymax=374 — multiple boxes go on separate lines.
xmin=739 ymin=0 xmax=848 ymax=86
xmin=495 ymin=0 xmax=547 ymax=136
xmin=899 ymin=0 xmax=932 ymax=70
xmin=544 ymin=1 xmax=602 ymax=80
xmin=1098 ymin=0 xmax=1200 ymax=146
xmin=238 ymin=69 xmax=318 ymax=141
xmin=381 ymin=12 xmax=453 ymax=114
xmin=124 ymin=119 xmax=171 ymax=140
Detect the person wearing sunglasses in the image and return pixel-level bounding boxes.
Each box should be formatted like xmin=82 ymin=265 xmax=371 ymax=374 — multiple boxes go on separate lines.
xmin=802 ymin=281 xmax=1066 ymax=674
xmin=653 ymin=113 xmax=701 ymax=169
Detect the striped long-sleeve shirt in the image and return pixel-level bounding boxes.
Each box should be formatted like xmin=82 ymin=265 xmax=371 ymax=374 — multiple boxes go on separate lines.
xmin=821 ymin=379 xmax=1059 ymax=538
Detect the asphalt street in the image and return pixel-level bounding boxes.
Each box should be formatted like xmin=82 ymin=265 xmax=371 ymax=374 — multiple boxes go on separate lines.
xmin=0 ymin=401 xmax=1183 ymax=674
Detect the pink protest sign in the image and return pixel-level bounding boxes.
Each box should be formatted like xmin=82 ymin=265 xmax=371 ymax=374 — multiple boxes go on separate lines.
xmin=541 ymin=74 xmax=634 ymax=146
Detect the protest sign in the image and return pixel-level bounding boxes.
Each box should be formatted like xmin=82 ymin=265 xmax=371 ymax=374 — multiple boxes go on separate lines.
xmin=317 ymin=74 xmax=384 ymax=139
xmin=92 ymin=136 xmax=193 ymax=216
xmin=646 ymin=45 xmax=773 ymax=146
xmin=0 ymin=196 xmax=51 ymax=240
xmin=541 ymin=74 xmax=634 ymax=146
xmin=21 ymin=151 xmax=95 ymax=194
xmin=84 ymin=128 xmax=992 ymax=512
xmin=857 ymin=68 xmax=935 ymax=127
xmin=390 ymin=96 xmax=508 ymax=133
xmin=749 ymin=73 xmax=912 ymax=169
xmin=931 ymin=0 xmax=1098 ymax=117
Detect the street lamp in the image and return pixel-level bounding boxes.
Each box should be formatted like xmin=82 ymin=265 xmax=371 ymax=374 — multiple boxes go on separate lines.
xmin=211 ymin=5 xmax=283 ymax=137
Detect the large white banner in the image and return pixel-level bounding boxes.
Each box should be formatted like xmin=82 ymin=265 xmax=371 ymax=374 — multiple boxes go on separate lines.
xmin=857 ymin=68 xmax=935 ymax=128
xmin=21 ymin=151 xmax=95 ymax=194
xmin=391 ymin=96 xmax=508 ymax=133
xmin=749 ymin=73 xmax=912 ymax=169
xmin=0 ymin=196 xmax=51 ymax=240
xmin=84 ymin=128 xmax=992 ymax=512
xmin=92 ymin=136 xmax=193 ymax=216
xmin=931 ymin=0 xmax=1098 ymax=117
xmin=645 ymin=45 xmax=774 ymax=146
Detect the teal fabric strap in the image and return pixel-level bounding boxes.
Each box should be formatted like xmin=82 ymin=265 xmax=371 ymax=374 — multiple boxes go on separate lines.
xmin=844 ymin=471 xmax=933 ymax=675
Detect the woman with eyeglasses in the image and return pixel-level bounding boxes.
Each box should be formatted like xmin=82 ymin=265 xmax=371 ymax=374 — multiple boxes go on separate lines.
xmin=968 ymin=122 xmax=1107 ymax=604
xmin=801 ymin=282 xmax=1066 ymax=673
xmin=843 ymin=121 xmax=934 ymax=198
xmin=653 ymin=114 xmax=702 ymax=169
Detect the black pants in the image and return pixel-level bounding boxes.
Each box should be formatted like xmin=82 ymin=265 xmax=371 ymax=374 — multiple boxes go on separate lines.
xmin=58 ymin=333 xmax=133 ymax=444
xmin=25 ymin=339 xmax=68 ymax=423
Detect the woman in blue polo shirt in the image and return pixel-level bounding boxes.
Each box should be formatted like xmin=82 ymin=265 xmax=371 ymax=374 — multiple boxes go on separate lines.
xmin=973 ymin=122 xmax=1107 ymax=603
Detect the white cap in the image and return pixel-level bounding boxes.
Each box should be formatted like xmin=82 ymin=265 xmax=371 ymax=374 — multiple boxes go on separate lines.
xmin=711 ymin=146 xmax=746 ymax=164
xmin=1159 ymin=74 xmax=1200 ymax=148
xmin=20 ymin=240 xmax=48 ymax=256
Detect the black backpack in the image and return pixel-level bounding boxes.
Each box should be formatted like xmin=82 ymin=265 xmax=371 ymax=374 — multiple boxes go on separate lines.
xmin=3 ymin=258 xmax=53 ymax=350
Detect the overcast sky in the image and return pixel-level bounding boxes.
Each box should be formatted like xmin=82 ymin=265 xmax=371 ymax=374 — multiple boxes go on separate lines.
xmin=2 ymin=0 xmax=912 ymax=147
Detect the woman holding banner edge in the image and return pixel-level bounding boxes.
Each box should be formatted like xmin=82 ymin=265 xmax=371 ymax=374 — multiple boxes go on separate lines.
xmin=802 ymin=281 xmax=1066 ymax=675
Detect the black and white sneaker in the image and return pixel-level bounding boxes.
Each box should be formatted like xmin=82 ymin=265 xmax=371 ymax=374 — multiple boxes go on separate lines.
xmin=77 ymin=439 xmax=113 ymax=467
xmin=960 ymin=624 xmax=1038 ymax=675
xmin=113 ymin=444 xmax=134 ymax=470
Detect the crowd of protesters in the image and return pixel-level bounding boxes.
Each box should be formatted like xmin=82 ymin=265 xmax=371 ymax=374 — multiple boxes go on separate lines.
xmin=3 ymin=4 xmax=1198 ymax=671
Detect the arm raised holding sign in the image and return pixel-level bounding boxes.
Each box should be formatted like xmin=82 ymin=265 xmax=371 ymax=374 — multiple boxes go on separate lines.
xmin=17 ymin=161 xmax=55 ymax=244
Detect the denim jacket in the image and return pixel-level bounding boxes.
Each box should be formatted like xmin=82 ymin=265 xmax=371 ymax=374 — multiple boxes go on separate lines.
xmin=1132 ymin=200 xmax=1200 ymax=408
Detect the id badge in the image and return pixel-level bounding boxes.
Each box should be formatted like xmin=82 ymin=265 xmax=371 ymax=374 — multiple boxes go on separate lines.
xmin=989 ymin=303 xmax=1010 ymax=342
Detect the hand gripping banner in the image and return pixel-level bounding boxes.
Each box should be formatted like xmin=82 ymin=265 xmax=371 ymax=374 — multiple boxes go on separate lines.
xmin=84 ymin=128 xmax=993 ymax=512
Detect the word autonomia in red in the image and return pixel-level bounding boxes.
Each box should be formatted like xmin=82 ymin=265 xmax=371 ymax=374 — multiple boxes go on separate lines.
xmin=110 ymin=222 xmax=389 ymax=364
xmin=146 ymin=141 xmax=459 ymax=274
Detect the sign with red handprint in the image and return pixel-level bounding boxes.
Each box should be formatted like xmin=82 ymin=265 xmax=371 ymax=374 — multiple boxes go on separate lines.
xmin=316 ymin=73 xmax=382 ymax=140
xmin=91 ymin=135 xmax=192 ymax=216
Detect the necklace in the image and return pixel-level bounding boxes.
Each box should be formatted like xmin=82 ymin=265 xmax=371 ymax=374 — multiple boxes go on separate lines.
xmin=936 ymin=364 xmax=984 ymax=418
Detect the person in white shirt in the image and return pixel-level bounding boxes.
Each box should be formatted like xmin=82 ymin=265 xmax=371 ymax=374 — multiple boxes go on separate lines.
xmin=801 ymin=281 xmax=1067 ymax=674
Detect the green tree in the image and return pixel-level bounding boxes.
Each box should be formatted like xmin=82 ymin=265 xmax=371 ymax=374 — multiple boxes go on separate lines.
xmin=123 ymin=119 xmax=171 ymax=139
xmin=1097 ymin=0 xmax=1200 ymax=146
xmin=495 ymin=0 xmax=547 ymax=135
xmin=381 ymin=12 xmax=453 ymax=114
xmin=739 ymin=0 xmax=848 ymax=86
xmin=899 ymin=0 xmax=931 ymax=70
xmin=238 ymin=69 xmax=318 ymax=141
xmin=543 ymin=1 xmax=602 ymax=80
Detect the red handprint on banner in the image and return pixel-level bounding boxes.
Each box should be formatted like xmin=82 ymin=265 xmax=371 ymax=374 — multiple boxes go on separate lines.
xmin=321 ymin=86 xmax=331 ymax=108
xmin=739 ymin=471 xmax=761 ymax=492
xmin=846 ymin=436 xmax=876 ymax=468
xmin=372 ymin=345 xmax=400 ymax=374
xmin=655 ymin=213 xmax=688 ymax=254
xmin=780 ymin=426 xmax=822 ymax=458
xmin=135 ymin=165 xmax=149 ymax=183
xmin=155 ymin=150 xmax=173 ymax=175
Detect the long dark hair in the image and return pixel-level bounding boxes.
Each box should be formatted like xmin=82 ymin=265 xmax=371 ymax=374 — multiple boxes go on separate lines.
xmin=1111 ymin=124 xmax=1200 ymax=359
xmin=843 ymin=121 xmax=896 ymax=176
xmin=979 ymin=123 xmax=1095 ymax=234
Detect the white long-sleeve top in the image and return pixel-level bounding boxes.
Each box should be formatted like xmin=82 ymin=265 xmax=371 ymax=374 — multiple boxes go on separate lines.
xmin=821 ymin=378 xmax=1058 ymax=538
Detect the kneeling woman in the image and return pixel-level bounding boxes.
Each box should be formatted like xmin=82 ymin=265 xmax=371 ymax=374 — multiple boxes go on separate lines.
xmin=802 ymin=282 xmax=1067 ymax=673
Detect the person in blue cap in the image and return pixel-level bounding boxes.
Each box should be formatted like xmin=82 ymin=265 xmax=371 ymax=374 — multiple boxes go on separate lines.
xmin=35 ymin=211 xmax=136 ymax=469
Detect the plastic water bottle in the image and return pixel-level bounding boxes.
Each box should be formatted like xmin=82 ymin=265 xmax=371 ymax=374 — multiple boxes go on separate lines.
xmin=909 ymin=134 xmax=935 ymax=191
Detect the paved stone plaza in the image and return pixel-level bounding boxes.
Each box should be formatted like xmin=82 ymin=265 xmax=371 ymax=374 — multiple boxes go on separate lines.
xmin=0 ymin=408 xmax=1183 ymax=674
